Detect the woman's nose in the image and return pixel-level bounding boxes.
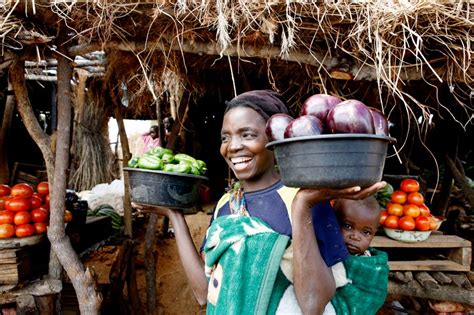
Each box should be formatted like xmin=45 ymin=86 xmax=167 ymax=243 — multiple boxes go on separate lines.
xmin=228 ymin=136 xmax=243 ymax=151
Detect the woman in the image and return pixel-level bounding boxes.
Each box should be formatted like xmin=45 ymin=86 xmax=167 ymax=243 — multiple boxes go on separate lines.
xmin=134 ymin=90 xmax=385 ymax=314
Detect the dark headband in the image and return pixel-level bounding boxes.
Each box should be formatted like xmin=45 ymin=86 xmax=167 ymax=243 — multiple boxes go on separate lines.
xmin=224 ymin=90 xmax=289 ymax=121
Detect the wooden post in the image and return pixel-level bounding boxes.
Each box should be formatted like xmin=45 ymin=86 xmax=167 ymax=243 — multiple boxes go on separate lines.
xmin=0 ymin=82 xmax=15 ymax=183
xmin=144 ymin=213 xmax=158 ymax=313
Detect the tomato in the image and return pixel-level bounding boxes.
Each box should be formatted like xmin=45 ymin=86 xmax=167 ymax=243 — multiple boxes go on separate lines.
xmin=379 ymin=210 xmax=388 ymax=225
xmin=419 ymin=204 xmax=431 ymax=217
xmin=0 ymin=224 xmax=15 ymax=238
xmin=407 ymin=192 xmax=424 ymax=206
xmin=384 ymin=215 xmax=400 ymax=229
xmin=36 ymin=182 xmax=49 ymax=195
xmin=403 ymin=204 xmax=420 ymax=217
xmin=0 ymin=184 xmax=11 ymax=197
xmin=32 ymin=192 xmax=43 ymax=202
xmin=0 ymin=210 xmax=15 ymax=225
xmin=5 ymin=197 xmax=31 ymax=212
xmin=41 ymin=203 xmax=50 ymax=211
xmin=400 ymin=179 xmax=420 ymax=193
xmin=10 ymin=183 xmax=34 ymax=198
xmin=399 ymin=215 xmax=416 ymax=231
xmin=64 ymin=209 xmax=73 ymax=223
xmin=45 ymin=194 xmax=50 ymax=206
xmin=15 ymin=224 xmax=35 ymax=238
xmin=31 ymin=196 xmax=42 ymax=209
xmin=0 ymin=196 xmax=9 ymax=210
xmin=31 ymin=207 xmax=49 ymax=223
xmin=415 ymin=216 xmax=431 ymax=231
xmin=33 ymin=222 xmax=48 ymax=234
xmin=387 ymin=203 xmax=404 ymax=216
xmin=429 ymin=216 xmax=438 ymax=230
xmin=391 ymin=190 xmax=407 ymax=204
xmin=14 ymin=211 xmax=31 ymax=225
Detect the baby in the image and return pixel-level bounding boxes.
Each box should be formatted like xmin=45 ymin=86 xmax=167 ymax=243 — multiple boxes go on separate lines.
xmin=329 ymin=196 xmax=389 ymax=315
xmin=333 ymin=196 xmax=381 ymax=256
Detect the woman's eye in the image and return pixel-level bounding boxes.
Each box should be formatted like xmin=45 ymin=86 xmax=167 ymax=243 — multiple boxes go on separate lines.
xmin=221 ymin=135 xmax=229 ymax=142
xmin=242 ymin=132 xmax=255 ymax=139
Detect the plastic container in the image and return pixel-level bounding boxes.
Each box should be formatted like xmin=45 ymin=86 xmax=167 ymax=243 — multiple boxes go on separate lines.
xmin=384 ymin=227 xmax=431 ymax=242
xmin=267 ymin=134 xmax=395 ymax=188
xmin=124 ymin=168 xmax=207 ymax=209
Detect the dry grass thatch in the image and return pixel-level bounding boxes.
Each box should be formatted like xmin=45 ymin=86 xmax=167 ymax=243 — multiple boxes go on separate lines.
xmin=0 ymin=1 xmax=472 ymax=127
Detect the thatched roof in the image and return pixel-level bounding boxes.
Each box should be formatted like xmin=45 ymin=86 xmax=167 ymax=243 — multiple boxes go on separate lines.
xmin=1 ymin=1 xmax=473 ymax=126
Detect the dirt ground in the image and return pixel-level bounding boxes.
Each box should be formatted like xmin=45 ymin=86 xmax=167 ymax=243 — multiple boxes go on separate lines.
xmin=135 ymin=211 xmax=211 ymax=315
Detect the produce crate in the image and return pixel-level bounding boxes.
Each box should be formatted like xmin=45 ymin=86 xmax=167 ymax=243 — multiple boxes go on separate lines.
xmin=0 ymin=235 xmax=49 ymax=287
xmin=371 ymin=234 xmax=471 ymax=272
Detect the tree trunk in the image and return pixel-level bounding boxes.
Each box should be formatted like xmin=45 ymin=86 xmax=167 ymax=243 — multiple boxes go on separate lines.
xmin=47 ymin=36 xmax=102 ymax=314
xmin=0 ymin=82 xmax=15 ymax=183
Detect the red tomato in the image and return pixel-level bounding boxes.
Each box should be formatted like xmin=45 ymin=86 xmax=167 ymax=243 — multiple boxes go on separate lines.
xmin=31 ymin=196 xmax=42 ymax=209
xmin=0 ymin=184 xmax=11 ymax=197
xmin=0 ymin=196 xmax=9 ymax=210
xmin=0 ymin=210 xmax=15 ymax=225
xmin=419 ymin=204 xmax=431 ymax=217
xmin=45 ymin=194 xmax=50 ymax=206
xmin=5 ymin=197 xmax=31 ymax=212
xmin=400 ymin=179 xmax=420 ymax=193
xmin=379 ymin=210 xmax=388 ymax=225
xmin=33 ymin=222 xmax=48 ymax=234
xmin=384 ymin=215 xmax=400 ymax=229
xmin=14 ymin=211 xmax=31 ymax=225
xmin=64 ymin=209 xmax=73 ymax=223
xmin=36 ymin=182 xmax=49 ymax=196
xmin=429 ymin=216 xmax=438 ymax=230
xmin=403 ymin=204 xmax=420 ymax=217
xmin=31 ymin=207 xmax=49 ymax=223
xmin=41 ymin=203 xmax=50 ymax=211
xmin=10 ymin=183 xmax=34 ymax=198
xmin=399 ymin=215 xmax=416 ymax=231
xmin=32 ymin=192 xmax=43 ymax=202
xmin=391 ymin=190 xmax=407 ymax=204
xmin=415 ymin=216 xmax=431 ymax=231
xmin=387 ymin=203 xmax=404 ymax=216
xmin=15 ymin=224 xmax=35 ymax=238
xmin=407 ymin=192 xmax=424 ymax=206
xmin=0 ymin=224 xmax=15 ymax=238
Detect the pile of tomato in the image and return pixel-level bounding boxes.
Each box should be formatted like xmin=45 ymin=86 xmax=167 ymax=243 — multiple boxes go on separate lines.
xmin=380 ymin=179 xmax=439 ymax=231
xmin=0 ymin=182 xmax=73 ymax=239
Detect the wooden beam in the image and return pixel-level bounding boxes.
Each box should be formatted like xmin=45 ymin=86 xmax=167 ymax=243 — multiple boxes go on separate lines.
xmin=68 ymin=39 xmax=445 ymax=82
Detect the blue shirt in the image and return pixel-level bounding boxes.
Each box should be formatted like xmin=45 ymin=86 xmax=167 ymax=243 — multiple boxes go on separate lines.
xmin=202 ymin=180 xmax=349 ymax=267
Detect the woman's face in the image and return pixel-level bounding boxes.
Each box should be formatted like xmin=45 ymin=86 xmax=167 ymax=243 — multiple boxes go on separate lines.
xmin=220 ymin=107 xmax=279 ymax=191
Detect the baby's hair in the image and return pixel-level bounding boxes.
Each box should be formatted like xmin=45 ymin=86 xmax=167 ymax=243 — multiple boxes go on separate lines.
xmin=150 ymin=125 xmax=159 ymax=132
xmin=333 ymin=196 xmax=381 ymax=225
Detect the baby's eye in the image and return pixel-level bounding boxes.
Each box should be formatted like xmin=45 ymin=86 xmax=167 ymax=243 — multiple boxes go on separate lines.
xmin=363 ymin=230 xmax=373 ymax=236
xmin=342 ymin=223 xmax=352 ymax=230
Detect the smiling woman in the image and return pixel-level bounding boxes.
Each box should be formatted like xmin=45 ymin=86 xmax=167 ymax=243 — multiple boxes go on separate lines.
xmin=132 ymin=89 xmax=386 ymax=314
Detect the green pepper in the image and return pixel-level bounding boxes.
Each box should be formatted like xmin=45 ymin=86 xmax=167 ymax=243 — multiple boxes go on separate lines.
xmin=163 ymin=162 xmax=192 ymax=174
xmin=148 ymin=146 xmax=173 ymax=158
xmin=190 ymin=165 xmax=201 ymax=176
xmin=191 ymin=160 xmax=207 ymax=175
xmin=174 ymin=153 xmax=196 ymax=164
xmin=376 ymin=183 xmax=394 ymax=208
xmin=128 ymin=157 xmax=139 ymax=168
xmin=161 ymin=153 xmax=175 ymax=164
xmin=137 ymin=155 xmax=164 ymax=170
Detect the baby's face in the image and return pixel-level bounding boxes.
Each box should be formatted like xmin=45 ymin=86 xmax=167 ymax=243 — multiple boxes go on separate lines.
xmin=338 ymin=204 xmax=379 ymax=255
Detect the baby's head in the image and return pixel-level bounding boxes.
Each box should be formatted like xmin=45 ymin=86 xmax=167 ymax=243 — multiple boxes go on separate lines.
xmin=333 ymin=196 xmax=380 ymax=255
xmin=149 ymin=125 xmax=159 ymax=139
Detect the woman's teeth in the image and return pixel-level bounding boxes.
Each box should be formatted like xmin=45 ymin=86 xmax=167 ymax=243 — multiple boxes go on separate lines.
xmin=231 ymin=157 xmax=252 ymax=170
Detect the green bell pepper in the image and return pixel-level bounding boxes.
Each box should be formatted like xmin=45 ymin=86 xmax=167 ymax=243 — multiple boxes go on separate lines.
xmin=161 ymin=153 xmax=175 ymax=164
xmin=137 ymin=155 xmax=164 ymax=170
xmin=174 ymin=153 xmax=196 ymax=164
xmin=128 ymin=157 xmax=139 ymax=168
xmin=163 ymin=161 xmax=192 ymax=174
xmin=147 ymin=146 xmax=173 ymax=158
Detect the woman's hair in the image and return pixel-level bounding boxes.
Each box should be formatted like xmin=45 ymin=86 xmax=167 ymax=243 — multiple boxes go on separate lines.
xmin=224 ymin=90 xmax=289 ymax=121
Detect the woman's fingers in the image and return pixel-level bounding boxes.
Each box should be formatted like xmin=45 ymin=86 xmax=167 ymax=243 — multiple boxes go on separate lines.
xmin=131 ymin=202 xmax=173 ymax=216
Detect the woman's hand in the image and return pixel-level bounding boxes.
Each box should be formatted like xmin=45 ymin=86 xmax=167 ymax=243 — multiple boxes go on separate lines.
xmin=293 ymin=181 xmax=387 ymax=210
xmin=131 ymin=202 xmax=180 ymax=218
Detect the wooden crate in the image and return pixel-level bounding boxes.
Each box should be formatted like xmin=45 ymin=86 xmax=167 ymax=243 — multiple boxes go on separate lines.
xmin=371 ymin=234 xmax=472 ymax=272
xmin=0 ymin=235 xmax=49 ymax=287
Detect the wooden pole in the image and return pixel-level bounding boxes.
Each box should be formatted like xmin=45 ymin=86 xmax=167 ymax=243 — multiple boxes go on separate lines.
xmin=47 ymin=26 xmax=102 ymax=314
xmin=0 ymin=82 xmax=15 ymax=183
